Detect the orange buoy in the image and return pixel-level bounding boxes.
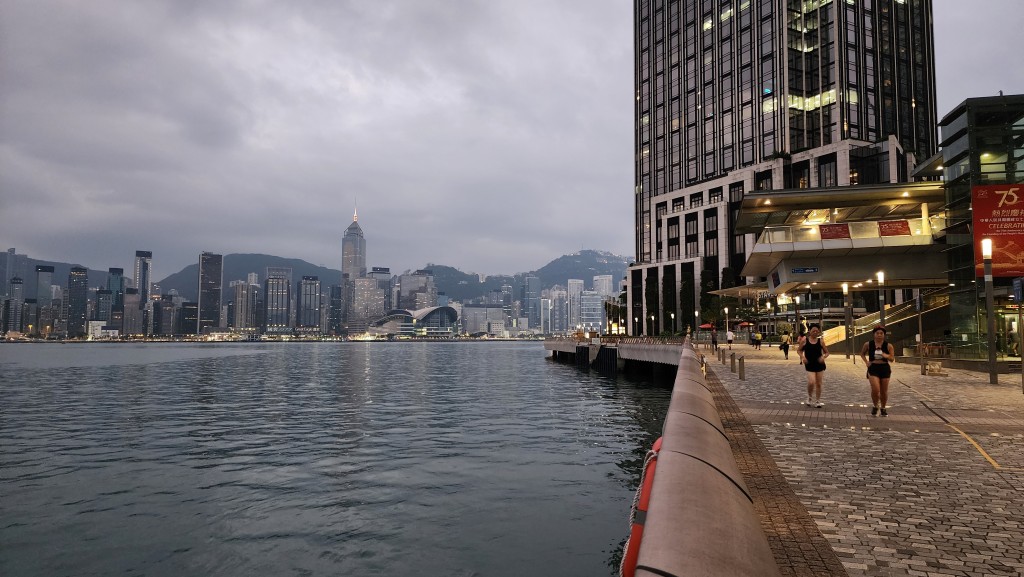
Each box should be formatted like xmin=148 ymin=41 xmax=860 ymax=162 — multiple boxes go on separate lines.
xmin=620 ymin=437 xmax=662 ymax=577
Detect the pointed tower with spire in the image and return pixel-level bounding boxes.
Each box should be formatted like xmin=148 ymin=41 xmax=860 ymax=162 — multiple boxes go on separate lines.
xmin=341 ymin=206 xmax=367 ymax=283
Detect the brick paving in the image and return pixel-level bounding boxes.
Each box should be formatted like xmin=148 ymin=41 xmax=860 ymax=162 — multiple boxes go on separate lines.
xmin=702 ymin=343 xmax=1024 ymax=576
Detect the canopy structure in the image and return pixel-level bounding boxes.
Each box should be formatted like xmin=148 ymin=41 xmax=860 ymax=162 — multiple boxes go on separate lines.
xmin=708 ymin=282 xmax=771 ymax=300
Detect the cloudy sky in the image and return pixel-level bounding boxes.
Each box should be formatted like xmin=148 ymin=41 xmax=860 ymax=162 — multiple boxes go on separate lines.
xmin=1 ymin=1 xmax=1022 ymax=280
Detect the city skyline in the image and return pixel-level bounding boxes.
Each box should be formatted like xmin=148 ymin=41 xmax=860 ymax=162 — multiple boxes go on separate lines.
xmin=1 ymin=2 xmax=1023 ymax=281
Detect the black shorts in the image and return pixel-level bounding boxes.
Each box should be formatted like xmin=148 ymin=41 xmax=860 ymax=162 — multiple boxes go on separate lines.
xmin=867 ymin=363 xmax=892 ymax=379
xmin=805 ymin=361 xmax=826 ymax=372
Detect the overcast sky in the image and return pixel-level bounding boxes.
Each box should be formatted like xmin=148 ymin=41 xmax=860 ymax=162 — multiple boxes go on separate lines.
xmin=1 ymin=2 xmax=1022 ymax=281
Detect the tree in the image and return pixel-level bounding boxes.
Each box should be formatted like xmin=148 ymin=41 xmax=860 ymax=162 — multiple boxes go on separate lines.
xmin=644 ymin=273 xmax=659 ymax=336
xmin=661 ymin=273 xmax=677 ymax=334
xmin=699 ymin=270 xmax=719 ymax=324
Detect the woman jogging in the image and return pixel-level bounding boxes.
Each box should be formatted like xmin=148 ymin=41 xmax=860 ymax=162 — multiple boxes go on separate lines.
xmin=860 ymin=325 xmax=895 ymax=416
xmin=799 ymin=324 xmax=829 ymax=407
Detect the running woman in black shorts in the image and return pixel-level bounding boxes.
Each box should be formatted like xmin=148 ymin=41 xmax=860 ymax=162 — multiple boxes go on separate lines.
xmin=798 ymin=324 xmax=829 ymax=407
xmin=860 ymin=325 xmax=895 ymax=416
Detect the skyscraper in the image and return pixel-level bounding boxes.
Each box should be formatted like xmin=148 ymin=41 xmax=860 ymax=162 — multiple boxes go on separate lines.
xmin=342 ymin=208 xmax=367 ymax=282
xmin=197 ymin=252 xmax=223 ymax=333
xmin=567 ymin=279 xmax=584 ymax=329
xmin=107 ymin=268 xmax=126 ymax=308
xmin=5 ymin=277 xmax=24 ymax=333
xmin=264 ymin=268 xmax=292 ymax=335
xmin=133 ymin=251 xmax=153 ymax=305
xmin=67 ymin=267 xmax=89 ymax=338
xmin=35 ymin=265 xmax=54 ymax=304
xmin=631 ymin=0 xmax=937 ymax=332
xmin=296 ymin=276 xmax=322 ymax=333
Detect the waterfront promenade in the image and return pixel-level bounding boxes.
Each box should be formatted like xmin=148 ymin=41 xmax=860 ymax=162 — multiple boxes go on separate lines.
xmin=704 ymin=343 xmax=1024 ymax=576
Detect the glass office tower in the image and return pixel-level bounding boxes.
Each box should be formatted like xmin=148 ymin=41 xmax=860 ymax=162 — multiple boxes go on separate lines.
xmin=631 ymin=0 xmax=936 ymax=334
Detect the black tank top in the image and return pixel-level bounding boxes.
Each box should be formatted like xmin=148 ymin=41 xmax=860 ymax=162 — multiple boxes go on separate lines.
xmin=802 ymin=338 xmax=823 ymax=359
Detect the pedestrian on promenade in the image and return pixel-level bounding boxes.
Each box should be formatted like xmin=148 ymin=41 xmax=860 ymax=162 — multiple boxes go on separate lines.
xmin=860 ymin=325 xmax=894 ymax=416
xmin=780 ymin=331 xmax=791 ymax=360
xmin=799 ymin=324 xmax=829 ymax=407
xmin=796 ymin=329 xmax=806 ymax=363
xmin=754 ymin=331 xmax=762 ymax=350
xmin=711 ymin=328 xmax=718 ymax=351
xmin=726 ymin=329 xmax=735 ymax=350
xmin=1008 ymin=327 xmax=1019 ymax=357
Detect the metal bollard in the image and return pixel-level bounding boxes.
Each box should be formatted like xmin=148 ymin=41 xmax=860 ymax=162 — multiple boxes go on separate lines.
xmin=720 ymin=349 xmax=726 ymax=364
xmin=738 ymin=356 xmax=745 ymax=380
xmin=730 ymin=352 xmax=736 ymax=372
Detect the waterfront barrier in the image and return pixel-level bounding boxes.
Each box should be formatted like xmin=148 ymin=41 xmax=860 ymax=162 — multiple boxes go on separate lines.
xmin=632 ymin=342 xmax=779 ymax=577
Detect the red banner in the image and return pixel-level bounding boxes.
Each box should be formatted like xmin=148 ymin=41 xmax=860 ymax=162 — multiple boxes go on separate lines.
xmin=878 ymin=220 xmax=912 ymax=236
xmin=973 ymin=184 xmax=1024 ymax=277
xmin=819 ymin=223 xmax=851 ymax=239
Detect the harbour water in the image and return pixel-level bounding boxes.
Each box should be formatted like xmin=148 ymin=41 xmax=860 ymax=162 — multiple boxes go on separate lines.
xmin=0 ymin=341 xmax=670 ymax=576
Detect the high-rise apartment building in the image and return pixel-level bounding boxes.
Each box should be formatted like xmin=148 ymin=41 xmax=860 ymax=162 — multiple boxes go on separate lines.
xmin=593 ymin=275 xmax=615 ymax=298
xmin=197 ymin=252 xmax=223 ymax=333
xmin=107 ymin=268 xmax=126 ymax=308
xmin=630 ymin=0 xmax=937 ymax=333
xmin=4 ymin=277 xmax=24 ymax=333
xmin=67 ymin=267 xmax=89 ymax=338
xmin=133 ymin=251 xmax=153 ymax=305
xmin=523 ymin=275 xmax=541 ymax=329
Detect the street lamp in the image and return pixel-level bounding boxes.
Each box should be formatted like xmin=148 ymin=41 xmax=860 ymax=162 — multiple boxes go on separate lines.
xmin=650 ymin=314 xmax=655 ymax=337
xmin=982 ymin=238 xmax=997 ymax=384
xmin=724 ymin=307 xmax=729 ymax=332
xmin=670 ymin=312 xmax=675 ymax=334
xmin=842 ymin=283 xmax=852 ymax=360
xmin=634 ymin=316 xmax=639 ymax=336
xmin=877 ymin=271 xmax=886 ymax=326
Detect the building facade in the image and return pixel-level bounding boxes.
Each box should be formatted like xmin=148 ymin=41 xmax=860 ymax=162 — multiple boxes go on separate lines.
xmin=631 ymin=0 xmax=937 ymax=334
xmin=197 ymin=252 xmax=223 ymax=333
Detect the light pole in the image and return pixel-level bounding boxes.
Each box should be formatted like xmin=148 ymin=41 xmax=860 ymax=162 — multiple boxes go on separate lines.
xmin=843 ymin=283 xmax=853 ymax=360
xmin=650 ymin=314 xmax=655 ymax=337
xmin=634 ymin=316 xmax=639 ymax=336
xmin=983 ymin=238 xmax=998 ymax=384
xmin=724 ymin=307 xmax=729 ymax=332
xmin=877 ymin=271 xmax=886 ymax=326
xmin=671 ymin=312 xmax=676 ymax=334
xmin=695 ymin=310 xmax=700 ymax=344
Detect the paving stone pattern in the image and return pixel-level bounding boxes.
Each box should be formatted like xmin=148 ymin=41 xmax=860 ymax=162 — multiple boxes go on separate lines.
xmin=702 ymin=343 xmax=1024 ymax=576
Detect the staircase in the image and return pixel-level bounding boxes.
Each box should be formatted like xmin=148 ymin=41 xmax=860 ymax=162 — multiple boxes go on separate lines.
xmin=822 ymin=288 xmax=950 ymax=348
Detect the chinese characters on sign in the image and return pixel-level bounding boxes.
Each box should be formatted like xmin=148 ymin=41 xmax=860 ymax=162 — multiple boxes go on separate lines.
xmin=973 ymin=185 xmax=1024 ymax=277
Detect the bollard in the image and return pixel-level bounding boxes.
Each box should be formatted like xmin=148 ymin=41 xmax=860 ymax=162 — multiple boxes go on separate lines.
xmin=730 ymin=352 xmax=736 ymax=373
xmin=738 ymin=356 xmax=745 ymax=380
xmin=721 ymin=349 xmax=727 ymax=364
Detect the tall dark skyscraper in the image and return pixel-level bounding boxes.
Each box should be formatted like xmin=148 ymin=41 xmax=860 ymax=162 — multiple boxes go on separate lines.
xmin=133 ymin=251 xmax=153 ymax=305
xmin=296 ymin=276 xmax=322 ymax=333
xmin=67 ymin=266 xmax=89 ymax=338
xmin=263 ymin=268 xmax=292 ymax=335
xmin=197 ymin=252 xmax=223 ymax=333
xmin=630 ymin=0 xmax=936 ymax=333
xmin=35 ymin=265 xmax=54 ymax=304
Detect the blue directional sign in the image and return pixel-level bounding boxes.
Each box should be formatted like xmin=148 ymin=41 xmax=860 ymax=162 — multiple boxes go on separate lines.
xmin=791 ymin=267 xmax=819 ymax=274
xmin=1014 ymin=277 xmax=1023 ymax=302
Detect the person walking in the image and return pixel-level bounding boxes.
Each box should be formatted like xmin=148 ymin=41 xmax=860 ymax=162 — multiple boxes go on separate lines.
xmin=799 ymin=324 xmax=829 ymax=407
xmin=780 ymin=331 xmax=791 ymax=360
xmin=710 ymin=328 xmax=718 ymax=351
xmin=726 ymin=329 xmax=735 ymax=350
xmin=860 ymin=325 xmax=895 ymax=416
xmin=1008 ymin=327 xmax=1019 ymax=357
xmin=754 ymin=331 xmax=763 ymax=350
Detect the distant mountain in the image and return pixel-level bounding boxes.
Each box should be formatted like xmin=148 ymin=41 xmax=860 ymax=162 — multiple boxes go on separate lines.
xmin=157 ymin=254 xmax=341 ymax=302
xmin=533 ymin=250 xmax=631 ymax=290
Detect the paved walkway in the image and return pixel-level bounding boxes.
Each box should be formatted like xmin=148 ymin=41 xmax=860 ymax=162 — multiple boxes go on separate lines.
xmin=703 ymin=343 xmax=1024 ymax=577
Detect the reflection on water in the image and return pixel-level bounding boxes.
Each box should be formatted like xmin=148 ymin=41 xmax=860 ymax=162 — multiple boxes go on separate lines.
xmin=0 ymin=341 xmax=670 ymax=577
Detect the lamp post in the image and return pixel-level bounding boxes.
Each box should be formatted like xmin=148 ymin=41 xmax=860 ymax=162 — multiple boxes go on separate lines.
xmin=650 ymin=314 xmax=655 ymax=337
xmin=695 ymin=310 xmax=700 ymax=345
xmin=724 ymin=307 xmax=729 ymax=333
xmin=982 ymin=238 xmax=998 ymax=384
xmin=877 ymin=271 xmax=886 ymax=326
xmin=843 ymin=283 xmax=852 ymax=360
xmin=671 ymin=312 xmax=675 ymax=334
xmin=634 ymin=316 xmax=639 ymax=336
